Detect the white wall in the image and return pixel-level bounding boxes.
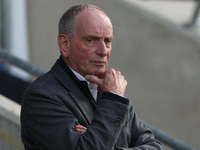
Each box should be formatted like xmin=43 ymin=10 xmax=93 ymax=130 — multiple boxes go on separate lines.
xmin=0 ymin=95 xmax=23 ymax=150
xmin=9 ymin=0 xmax=30 ymax=80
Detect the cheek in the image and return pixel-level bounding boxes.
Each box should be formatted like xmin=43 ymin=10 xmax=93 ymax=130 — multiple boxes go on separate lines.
xmin=107 ymin=49 xmax=111 ymax=60
xmin=76 ymin=51 xmax=92 ymax=65
xmin=70 ymin=45 xmax=89 ymax=60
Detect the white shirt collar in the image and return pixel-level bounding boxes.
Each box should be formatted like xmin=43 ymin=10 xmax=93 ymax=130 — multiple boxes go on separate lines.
xmin=69 ymin=67 xmax=98 ymax=101
xmin=70 ymin=68 xmax=86 ymax=82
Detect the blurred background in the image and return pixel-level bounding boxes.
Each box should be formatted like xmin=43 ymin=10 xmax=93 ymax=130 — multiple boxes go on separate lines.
xmin=0 ymin=0 xmax=200 ymax=150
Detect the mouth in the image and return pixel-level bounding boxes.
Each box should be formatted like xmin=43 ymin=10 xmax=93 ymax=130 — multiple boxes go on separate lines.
xmin=92 ymin=61 xmax=106 ymax=66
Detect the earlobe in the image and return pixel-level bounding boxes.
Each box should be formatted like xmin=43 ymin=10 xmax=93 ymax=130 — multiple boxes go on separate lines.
xmin=57 ymin=34 xmax=70 ymax=57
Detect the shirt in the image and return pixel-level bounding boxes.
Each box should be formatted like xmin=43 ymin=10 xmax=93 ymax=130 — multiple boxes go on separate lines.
xmin=70 ymin=68 xmax=98 ymax=102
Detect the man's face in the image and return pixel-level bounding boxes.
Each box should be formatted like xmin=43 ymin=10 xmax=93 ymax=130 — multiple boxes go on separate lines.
xmin=64 ymin=8 xmax=113 ymax=77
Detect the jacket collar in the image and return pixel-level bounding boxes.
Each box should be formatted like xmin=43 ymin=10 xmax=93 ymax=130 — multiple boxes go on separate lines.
xmin=50 ymin=56 xmax=95 ymax=125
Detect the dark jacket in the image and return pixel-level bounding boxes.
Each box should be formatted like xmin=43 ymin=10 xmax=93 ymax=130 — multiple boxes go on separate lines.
xmin=20 ymin=59 xmax=162 ymax=150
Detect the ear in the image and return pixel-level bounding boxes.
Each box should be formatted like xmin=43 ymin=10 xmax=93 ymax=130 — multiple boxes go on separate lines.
xmin=57 ymin=34 xmax=70 ymax=57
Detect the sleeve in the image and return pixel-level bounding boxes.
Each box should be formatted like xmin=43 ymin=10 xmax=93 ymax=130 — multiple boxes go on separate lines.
xmin=82 ymin=91 xmax=162 ymax=150
xmin=21 ymin=88 xmax=130 ymax=150
xmin=114 ymin=101 xmax=163 ymax=150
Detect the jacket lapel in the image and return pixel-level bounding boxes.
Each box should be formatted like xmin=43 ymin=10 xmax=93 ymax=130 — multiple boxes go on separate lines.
xmin=51 ymin=60 xmax=94 ymax=125
xmin=69 ymin=87 xmax=94 ymax=125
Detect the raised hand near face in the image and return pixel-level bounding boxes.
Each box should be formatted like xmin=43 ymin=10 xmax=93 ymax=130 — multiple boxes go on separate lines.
xmin=85 ymin=69 xmax=127 ymax=97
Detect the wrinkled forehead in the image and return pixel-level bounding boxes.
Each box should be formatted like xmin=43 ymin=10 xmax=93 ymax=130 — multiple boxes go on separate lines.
xmin=75 ymin=8 xmax=113 ymax=31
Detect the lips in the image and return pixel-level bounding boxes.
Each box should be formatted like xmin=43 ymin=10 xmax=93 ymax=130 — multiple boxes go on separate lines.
xmin=92 ymin=60 xmax=106 ymax=66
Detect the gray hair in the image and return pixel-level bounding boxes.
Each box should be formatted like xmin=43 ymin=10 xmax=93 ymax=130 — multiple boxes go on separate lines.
xmin=58 ymin=4 xmax=102 ymax=38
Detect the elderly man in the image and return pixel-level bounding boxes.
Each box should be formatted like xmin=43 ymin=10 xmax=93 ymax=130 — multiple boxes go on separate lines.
xmin=21 ymin=4 xmax=162 ymax=150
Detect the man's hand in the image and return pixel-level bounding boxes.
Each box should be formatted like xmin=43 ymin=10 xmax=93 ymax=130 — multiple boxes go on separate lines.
xmin=85 ymin=69 xmax=127 ymax=96
xmin=75 ymin=124 xmax=87 ymax=133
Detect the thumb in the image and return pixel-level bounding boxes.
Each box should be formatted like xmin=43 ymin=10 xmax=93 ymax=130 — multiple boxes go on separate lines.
xmin=85 ymin=75 xmax=101 ymax=85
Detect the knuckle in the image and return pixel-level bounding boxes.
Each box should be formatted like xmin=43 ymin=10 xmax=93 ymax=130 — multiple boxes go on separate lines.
xmin=110 ymin=68 xmax=115 ymax=73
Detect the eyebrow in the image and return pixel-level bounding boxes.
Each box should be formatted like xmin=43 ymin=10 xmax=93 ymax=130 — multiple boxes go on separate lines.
xmin=106 ymin=35 xmax=114 ymax=40
xmin=86 ymin=34 xmax=113 ymax=40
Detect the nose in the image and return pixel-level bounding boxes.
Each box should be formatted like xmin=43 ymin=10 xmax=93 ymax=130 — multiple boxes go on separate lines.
xmin=96 ymin=41 xmax=108 ymax=57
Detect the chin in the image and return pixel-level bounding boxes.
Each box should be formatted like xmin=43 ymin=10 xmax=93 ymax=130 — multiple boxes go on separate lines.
xmin=89 ymin=67 xmax=105 ymax=76
xmin=94 ymin=70 xmax=105 ymax=76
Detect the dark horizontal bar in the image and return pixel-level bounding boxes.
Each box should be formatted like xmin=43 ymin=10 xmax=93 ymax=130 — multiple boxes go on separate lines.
xmin=0 ymin=48 xmax=46 ymax=77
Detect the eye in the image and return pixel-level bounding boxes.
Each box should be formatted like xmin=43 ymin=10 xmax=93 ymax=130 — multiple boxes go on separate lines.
xmin=87 ymin=38 xmax=93 ymax=43
xmin=86 ymin=38 xmax=95 ymax=47
xmin=105 ymin=38 xmax=112 ymax=45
